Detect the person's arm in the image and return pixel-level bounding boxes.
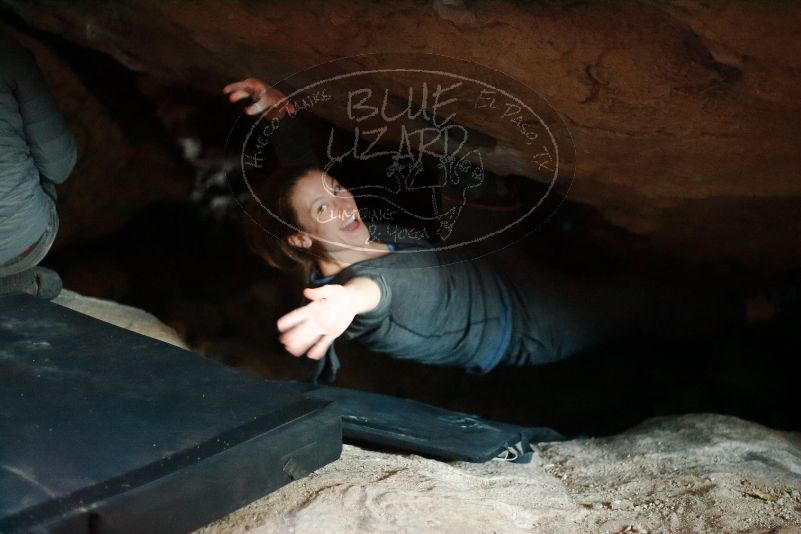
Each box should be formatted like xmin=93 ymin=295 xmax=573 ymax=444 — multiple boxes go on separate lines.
xmin=342 ymin=276 xmax=383 ymax=315
xmin=10 ymin=42 xmax=77 ymax=184
xmin=276 ymin=276 xmax=384 ymax=360
xmin=224 ymin=77 xmax=319 ymax=167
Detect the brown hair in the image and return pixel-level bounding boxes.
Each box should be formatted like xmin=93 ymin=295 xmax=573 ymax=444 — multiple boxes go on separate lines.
xmin=243 ymin=165 xmax=333 ymax=281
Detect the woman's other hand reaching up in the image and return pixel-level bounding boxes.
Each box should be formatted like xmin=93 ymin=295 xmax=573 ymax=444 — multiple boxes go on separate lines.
xmin=223 ymin=77 xmax=296 ymax=118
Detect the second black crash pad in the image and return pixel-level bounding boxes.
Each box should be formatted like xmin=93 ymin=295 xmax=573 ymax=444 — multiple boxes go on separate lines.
xmin=279 ymin=381 xmax=566 ymax=463
xmin=0 ymin=294 xmax=341 ymax=534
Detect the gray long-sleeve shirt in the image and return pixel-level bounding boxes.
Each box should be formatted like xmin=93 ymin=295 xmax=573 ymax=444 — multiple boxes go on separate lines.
xmin=0 ymin=33 xmax=76 ymax=263
xmin=309 ymin=225 xmax=514 ymax=383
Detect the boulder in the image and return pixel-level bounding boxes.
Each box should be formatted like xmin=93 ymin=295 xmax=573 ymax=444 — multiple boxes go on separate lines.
xmin=53 ymin=288 xmax=189 ymax=349
xmin=2 ymin=1 xmax=800 ymax=271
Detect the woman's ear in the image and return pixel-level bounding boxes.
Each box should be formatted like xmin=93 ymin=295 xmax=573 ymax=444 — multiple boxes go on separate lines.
xmin=287 ymin=232 xmax=313 ymax=249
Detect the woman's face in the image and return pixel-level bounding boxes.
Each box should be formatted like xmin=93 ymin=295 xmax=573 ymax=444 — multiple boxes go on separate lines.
xmin=289 ymin=170 xmax=369 ymax=251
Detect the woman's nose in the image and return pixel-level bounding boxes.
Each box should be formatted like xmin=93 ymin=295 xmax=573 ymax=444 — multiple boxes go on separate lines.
xmin=334 ymin=198 xmax=354 ymax=216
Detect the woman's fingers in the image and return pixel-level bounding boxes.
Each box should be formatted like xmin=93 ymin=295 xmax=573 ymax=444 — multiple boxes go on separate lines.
xmin=303 ymin=284 xmax=342 ymax=301
xmin=223 ymin=78 xmax=265 ymax=95
xmin=279 ymin=316 xmax=317 ymax=346
xmin=244 ymin=100 xmax=271 ymax=115
xmin=223 ymin=79 xmax=267 ymax=108
xmin=223 ymin=79 xmax=251 ymax=93
xmin=303 ymin=286 xmax=328 ymax=301
xmin=226 ymin=89 xmax=255 ymax=103
xmin=222 ymin=82 xmax=241 ymax=94
xmin=223 ymin=78 xmax=296 ymax=118
xmin=279 ymin=285 xmax=351 ymax=357
xmin=306 ymin=334 xmax=336 ymax=360
xmin=281 ymin=320 xmax=323 ymax=357
xmin=286 ymin=334 xmax=321 ymax=358
xmin=276 ymin=306 xmax=310 ymax=333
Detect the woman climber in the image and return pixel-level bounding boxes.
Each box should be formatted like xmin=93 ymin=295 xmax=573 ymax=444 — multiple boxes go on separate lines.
xmin=223 ymin=77 xmax=781 ymax=383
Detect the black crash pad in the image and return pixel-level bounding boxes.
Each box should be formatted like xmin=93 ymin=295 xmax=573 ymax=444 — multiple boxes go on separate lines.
xmin=280 ymin=382 xmax=566 ymax=463
xmin=0 ymin=294 xmax=341 ymax=533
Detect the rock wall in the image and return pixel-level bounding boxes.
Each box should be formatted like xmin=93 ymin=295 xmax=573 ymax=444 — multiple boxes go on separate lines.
xmin=2 ymin=0 xmax=800 ymax=272
xmin=53 ymin=289 xmax=189 ymax=349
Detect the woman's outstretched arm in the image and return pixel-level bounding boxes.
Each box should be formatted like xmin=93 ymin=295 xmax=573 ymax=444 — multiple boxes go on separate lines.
xmin=223 ymin=77 xmax=319 ymax=167
xmin=223 ymin=77 xmax=296 ymax=117
xmin=276 ymin=276 xmax=382 ymax=360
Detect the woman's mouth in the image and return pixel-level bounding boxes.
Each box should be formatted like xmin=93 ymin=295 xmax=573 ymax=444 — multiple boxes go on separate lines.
xmin=340 ymin=213 xmax=361 ymax=232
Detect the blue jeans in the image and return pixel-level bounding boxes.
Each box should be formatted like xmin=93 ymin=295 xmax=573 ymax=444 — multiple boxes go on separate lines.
xmin=491 ymin=251 xmax=747 ymax=367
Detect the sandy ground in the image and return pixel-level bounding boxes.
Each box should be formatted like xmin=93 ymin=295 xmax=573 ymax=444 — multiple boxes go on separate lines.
xmin=197 ymin=414 xmax=801 ymax=534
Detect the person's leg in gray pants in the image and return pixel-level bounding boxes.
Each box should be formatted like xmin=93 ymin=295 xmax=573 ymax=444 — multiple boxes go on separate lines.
xmin=0 ymin=198 xmax=62 ymax=299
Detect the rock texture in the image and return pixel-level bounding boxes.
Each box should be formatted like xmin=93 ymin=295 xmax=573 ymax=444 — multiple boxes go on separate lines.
xmin=53 ymin=289 xmax=189 ymax=349
xmin=2 ymin=1 xmax=800 ymax=272
xmin=198 ymin=414 xmax=801 ymax=534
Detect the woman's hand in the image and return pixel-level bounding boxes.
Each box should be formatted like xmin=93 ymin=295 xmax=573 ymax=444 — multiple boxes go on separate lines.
xmin=223 ymin=77 xmax=297 ymax=118
xmin=276 ymin=284 xmax=357 ymax=360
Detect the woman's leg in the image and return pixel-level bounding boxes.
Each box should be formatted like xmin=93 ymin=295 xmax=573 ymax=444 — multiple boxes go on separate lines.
xmin=501 ymin=261 xmax=747 ymax=366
